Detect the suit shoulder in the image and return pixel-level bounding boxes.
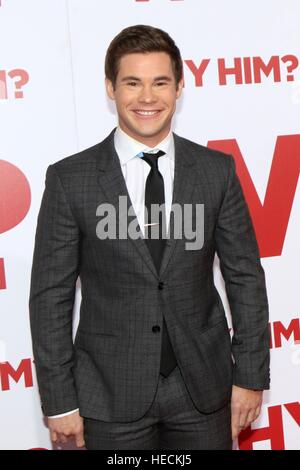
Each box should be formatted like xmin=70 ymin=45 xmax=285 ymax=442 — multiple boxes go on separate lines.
xmin=49 ymin=129 xmax=115 ymax=175
xmin=50 ymin=142 xmax=102 ymax=173
xmin=174 ymin=133 xmax=233 ymax=167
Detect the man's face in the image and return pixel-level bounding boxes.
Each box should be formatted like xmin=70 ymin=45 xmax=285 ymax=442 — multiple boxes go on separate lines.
xmin=106 ymin=52 xmax=183 ymax=147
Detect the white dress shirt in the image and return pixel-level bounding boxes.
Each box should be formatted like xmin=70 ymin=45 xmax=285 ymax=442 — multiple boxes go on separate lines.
xmin=48 ymin=126 xmax=175 ymax=419
xmin=114 ymin=125 xmax=175 ymax=236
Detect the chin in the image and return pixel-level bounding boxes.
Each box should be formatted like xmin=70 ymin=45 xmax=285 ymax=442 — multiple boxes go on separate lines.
xmin=134 ymin=124 xmax=168 ymax=137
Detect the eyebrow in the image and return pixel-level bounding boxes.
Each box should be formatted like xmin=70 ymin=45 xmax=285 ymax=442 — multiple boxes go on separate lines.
xmin=120 ymin=76 xmax=173 ymax=82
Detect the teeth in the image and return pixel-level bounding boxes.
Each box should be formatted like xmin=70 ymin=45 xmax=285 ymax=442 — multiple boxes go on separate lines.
xmin=135 ymin=111 xmax=158 ymax=116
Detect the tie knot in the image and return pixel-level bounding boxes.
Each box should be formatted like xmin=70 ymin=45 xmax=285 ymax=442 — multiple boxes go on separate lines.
xmin=141 ymin=150 xmax=165 ymax=169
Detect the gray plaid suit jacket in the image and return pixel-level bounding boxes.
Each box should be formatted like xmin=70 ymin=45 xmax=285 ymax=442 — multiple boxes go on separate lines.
xmin=29 ymin=129 xmax=270 ymax=421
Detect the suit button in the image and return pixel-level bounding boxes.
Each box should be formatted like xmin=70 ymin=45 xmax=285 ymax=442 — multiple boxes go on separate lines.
xmin=152 ymin=325 xmax=161 ymax=333
xmin=158 ymin=281 xmax=164 ymax=290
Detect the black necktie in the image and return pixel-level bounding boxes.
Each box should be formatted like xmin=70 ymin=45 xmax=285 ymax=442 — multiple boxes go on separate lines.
xmin=142 ymin=151 xmax=177 ymax=378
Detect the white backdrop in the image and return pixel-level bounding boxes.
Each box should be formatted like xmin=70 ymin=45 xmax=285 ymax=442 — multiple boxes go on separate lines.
xmin=0 ymin=0 xmax=299 ymax=450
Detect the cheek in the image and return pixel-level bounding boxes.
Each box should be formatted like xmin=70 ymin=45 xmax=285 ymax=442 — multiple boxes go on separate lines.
xmin=115 ymin=98 xmax=130 ymax=113
xmin=114 ymin=90 xmax=131 ymax=105
xmin=162 ymin=92 xmax=177 ymax=105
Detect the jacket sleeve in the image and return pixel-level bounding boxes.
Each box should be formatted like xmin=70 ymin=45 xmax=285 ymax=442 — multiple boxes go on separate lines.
xmin=29 ymin=164 xmax=80 ymax=416
xmin=215 ymin=155 xmax=270 ymax=390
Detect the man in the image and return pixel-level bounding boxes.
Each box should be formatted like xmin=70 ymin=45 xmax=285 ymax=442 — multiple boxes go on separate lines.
xmin=29 ymin=25 xmax=270 ymax=450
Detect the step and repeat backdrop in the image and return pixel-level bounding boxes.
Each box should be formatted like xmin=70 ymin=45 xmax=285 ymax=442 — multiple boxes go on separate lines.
xmin=0 ymin=0 xmax=299 ymax=450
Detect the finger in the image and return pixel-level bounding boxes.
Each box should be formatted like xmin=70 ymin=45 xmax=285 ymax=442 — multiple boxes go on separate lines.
xmin=244 ymin=409 xmax=256 ymax=428
xmin=255 ymin=405 xmax=261 ymax=419
xmin=231 ymin=427 xmax=238 ymax=440
xmin=231 ymin=422 xmax=240 ymax=440
xmin=238 ymin=411 xmax=248 ymax=430
xmin=245 ymin=405 xmax=261 ymax=428
xmin=51 ymin=431 xmax=58 ymax=443
xmin=75 ymin=431 xmax=85 ymax=448
xmin=231 ymin=410 xmax=240 ymax=440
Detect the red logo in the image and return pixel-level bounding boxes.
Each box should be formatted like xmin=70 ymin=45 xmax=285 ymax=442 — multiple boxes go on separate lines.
xmin=185 ymin=56 xmax=299 ymax=86
xmin=0 ymin=160 xmax=31 ymax=290
xmin=239 ymin=402 xmax=300 ymax=450
xmin=270 ymin=319 xmax=300 ymax=349
xmin=208 ymin=135 xmax=300 ymax=257
xmin=0 ymin=359 xmax=33 ymax=391
xmin=0 ymin=69 xmax=30 ymax=100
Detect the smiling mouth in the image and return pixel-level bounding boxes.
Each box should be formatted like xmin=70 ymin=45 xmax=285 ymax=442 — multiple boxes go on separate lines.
xmin=132 ymin=110 xmax=162 ymax=117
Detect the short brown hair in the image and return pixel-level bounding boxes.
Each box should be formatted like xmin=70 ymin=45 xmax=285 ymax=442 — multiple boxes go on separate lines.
xmin=105 ymin=25 xmax=183 ymax=89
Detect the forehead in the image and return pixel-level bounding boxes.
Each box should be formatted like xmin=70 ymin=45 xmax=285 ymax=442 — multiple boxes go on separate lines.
xmin=117 ymin=52 xmax=174 ymax=79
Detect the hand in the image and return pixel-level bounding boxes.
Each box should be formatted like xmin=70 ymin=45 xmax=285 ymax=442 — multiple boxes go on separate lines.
xmin=48 ymin=411 xmax=85 ymax=448
xmin=231 ymin=385 xmax=263 ymax=440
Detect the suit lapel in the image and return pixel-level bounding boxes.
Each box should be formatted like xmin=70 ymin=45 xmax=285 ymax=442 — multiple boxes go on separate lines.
xmin=95 ymin=130 xmax=199 ymax=279
xmin=96 ymin=130 xmax=158 ymax=277
xmin=159 ymin=133 xmax=198 ymax=278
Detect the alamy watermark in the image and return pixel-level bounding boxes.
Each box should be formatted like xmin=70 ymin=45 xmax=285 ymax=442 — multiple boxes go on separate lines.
xmin=95 ymin=196 xmax=204 ymax=250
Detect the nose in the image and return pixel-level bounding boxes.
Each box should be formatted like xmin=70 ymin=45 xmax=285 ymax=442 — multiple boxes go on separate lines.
xmin=138 ymin=85 xmax=158 ymax=103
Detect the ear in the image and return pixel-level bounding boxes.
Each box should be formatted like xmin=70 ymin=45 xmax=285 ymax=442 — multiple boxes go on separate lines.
xmin=105 ymin=78 xmax=115 ymax=100
xmin=176 ymin=78 xmax=184 ymax=99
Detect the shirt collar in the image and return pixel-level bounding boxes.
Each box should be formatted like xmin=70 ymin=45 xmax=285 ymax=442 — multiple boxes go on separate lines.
xmin=114 ymin=126 xmax=174 ymax=165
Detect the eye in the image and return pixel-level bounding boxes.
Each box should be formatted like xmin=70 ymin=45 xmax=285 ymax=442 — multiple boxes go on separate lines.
xmin=155 ymin=81 xmax=168 ymax=86
xmin=127 ymin=81 xmax=138 ymax=87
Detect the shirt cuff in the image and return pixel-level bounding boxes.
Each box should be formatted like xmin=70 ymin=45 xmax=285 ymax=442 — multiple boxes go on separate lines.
xmin=48 ymin=408 xmax=79 ymax=419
